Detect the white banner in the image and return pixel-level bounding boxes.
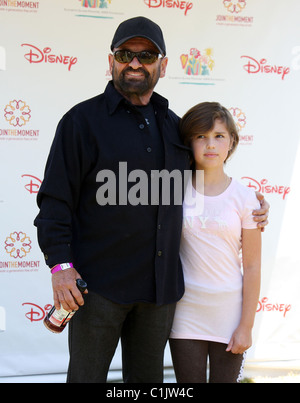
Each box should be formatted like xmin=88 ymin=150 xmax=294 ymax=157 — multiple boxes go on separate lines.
xmin=0 ymin=0 xmax=300 ymax=379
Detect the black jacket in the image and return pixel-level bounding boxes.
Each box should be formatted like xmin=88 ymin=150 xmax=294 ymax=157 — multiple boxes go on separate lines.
xmin=34 ymin=81 xmax=190 ymax=305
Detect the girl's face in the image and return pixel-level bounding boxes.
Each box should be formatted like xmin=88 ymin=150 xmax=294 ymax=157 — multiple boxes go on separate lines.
xmin=191 ymin=118 xmax=233 ymax=171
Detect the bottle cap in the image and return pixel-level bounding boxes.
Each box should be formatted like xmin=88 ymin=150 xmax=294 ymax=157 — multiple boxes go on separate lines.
xmin=76 ymin=279 xmax=88 ymax=293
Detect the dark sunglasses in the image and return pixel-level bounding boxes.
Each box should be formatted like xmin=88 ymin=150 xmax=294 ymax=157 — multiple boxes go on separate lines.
xmin=113 ymin=50 xmax=163 ymax=65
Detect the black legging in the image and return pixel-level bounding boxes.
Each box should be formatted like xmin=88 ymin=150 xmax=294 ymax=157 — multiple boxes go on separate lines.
xmin=169 ymin=339 xmax=246 ymax=383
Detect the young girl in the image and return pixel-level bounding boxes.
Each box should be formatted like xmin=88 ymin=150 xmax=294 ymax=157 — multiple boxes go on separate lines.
xmin=169 ymin=102 xmax=261 ymax=383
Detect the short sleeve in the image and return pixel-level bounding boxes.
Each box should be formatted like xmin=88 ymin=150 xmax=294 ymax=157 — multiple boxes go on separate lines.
xmin=241 ymin=189 xmax=261 ymax=229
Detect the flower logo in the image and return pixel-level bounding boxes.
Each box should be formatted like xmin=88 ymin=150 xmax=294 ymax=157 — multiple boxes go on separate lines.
xmin=180 ymin=48 xmax=215 ymax=76
xmin=229 ymin=107 xmax=246 ymax=131
xmin=4 ymin=100 xmax=31 ymax=127
xmin=5 ymin=232 xmax=32 ymax=259
xmin=223 ymin=0 xmax=246 ymax=13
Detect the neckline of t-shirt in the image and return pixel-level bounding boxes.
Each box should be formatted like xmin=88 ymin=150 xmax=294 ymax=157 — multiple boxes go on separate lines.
xmin=135 ymin=103 xmax=154 ymax=112
xmin=193 ymin=176 xmax=235 ymax=200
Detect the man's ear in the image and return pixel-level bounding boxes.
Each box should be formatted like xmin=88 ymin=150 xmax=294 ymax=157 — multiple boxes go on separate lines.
xmin=108 ymin=54 xmax=114 ymax=75
xmin=159 ymin=57 xmax=168 ymax=78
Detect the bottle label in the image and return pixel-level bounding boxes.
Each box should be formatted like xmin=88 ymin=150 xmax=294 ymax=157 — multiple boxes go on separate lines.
xmin=48 ymin=306 xmax=75 ymax=328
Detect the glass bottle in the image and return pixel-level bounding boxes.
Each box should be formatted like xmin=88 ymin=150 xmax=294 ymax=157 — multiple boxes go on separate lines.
xmin=43 ymin=279 xmax=87 ymax=334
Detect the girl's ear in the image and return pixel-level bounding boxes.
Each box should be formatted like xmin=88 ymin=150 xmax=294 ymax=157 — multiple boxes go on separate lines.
xmin=224 ymin=138 xmax=234 ymax=163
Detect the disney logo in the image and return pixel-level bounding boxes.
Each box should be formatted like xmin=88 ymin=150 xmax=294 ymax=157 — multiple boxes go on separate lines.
xmin=22 ymin=303 xmax=52 ymax=322
xmin=241 ymin=56 xmax=290 ymax=80
xmin=21 ymin=174 xmax=42 ymax=194
xmin=144 ymin=0 xmax=193 ymax=16
xmin=257 ymin=297 xmax=291 ymax=318
xmin=241 ymin=177 xmax=290 ymax=200
xmin=21 ymin=44 xmax=78 ymax=71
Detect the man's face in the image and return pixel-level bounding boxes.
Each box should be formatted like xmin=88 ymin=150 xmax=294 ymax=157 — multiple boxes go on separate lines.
xmin=109 ymin=37 xmax=168 ymax=102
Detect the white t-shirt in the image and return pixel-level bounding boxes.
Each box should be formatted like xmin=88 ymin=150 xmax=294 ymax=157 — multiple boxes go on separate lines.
xmin=170 ymin=177 xmax=260 ymax=344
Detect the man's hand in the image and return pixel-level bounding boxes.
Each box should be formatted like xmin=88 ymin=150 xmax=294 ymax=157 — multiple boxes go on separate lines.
xmin=253 ymin=192 xmax=270 ymax=232
xmin=52 ymin=268 xmax=88 ymax=312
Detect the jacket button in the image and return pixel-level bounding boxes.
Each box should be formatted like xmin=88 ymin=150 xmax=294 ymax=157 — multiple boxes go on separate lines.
xmin=139 ymin=124 xmax=145 ymax=129
xmin=147 ymin=147 xmax=152 ymax=153
xmin=157 ymin=250 xmax=162 ymax=257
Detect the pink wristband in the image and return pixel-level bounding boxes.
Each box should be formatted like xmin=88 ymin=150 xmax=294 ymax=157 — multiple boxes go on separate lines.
xmin=51 ymin=263 xmax=74 ymax=274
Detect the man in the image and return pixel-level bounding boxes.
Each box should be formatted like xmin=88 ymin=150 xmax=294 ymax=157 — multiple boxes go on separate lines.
xmin=34 ymin=17 xmax=269 ymax=383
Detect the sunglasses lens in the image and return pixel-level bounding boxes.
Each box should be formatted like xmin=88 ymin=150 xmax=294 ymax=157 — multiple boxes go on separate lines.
xmin=114 ymin=51 xmax=159 ymax=64
xmin=138 ymin=52 xmax=158 ymax=64
xmin=114 ymin=51 xmax=131 ymax=63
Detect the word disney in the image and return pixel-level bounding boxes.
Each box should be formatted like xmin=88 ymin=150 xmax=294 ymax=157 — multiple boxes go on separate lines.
xmin=144 ymin=0 xmax=193 ymax=16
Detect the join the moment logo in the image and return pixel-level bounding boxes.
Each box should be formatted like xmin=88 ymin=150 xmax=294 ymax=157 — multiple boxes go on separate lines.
xmin=1 ymin=99 xmax=39 ymax=141
xmin=180 ymin=48 xmax=215 ymax=76
xmin=0 ymin=1 xmax=39 ymax=11
xmin=229 ymin=107 xmax=246 ymax=131
xmin=0 ymin=231 xmax=40 ymax=272
xmin=5 ymin=231 xmax=32 ymax=259
xmin=216 ymin=0 xmax=253 ymax=26
xmin=223 ymin=0 xmax=246 ymax=14
xmin=229 ymin=107 xmax=253 ymax=146
xmin=4 ymin=100 xmax=31 ymax=127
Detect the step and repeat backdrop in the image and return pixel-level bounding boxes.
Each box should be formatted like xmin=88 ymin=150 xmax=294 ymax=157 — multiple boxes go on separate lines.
xmin=0 ymin=0 xmax=300 ymax=379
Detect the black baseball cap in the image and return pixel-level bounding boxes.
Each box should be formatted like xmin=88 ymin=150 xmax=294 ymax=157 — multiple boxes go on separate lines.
xmin=111 ymin=16 xmax=166 ymax=56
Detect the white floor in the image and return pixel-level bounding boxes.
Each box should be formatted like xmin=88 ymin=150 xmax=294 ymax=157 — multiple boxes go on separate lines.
xmin=0 ymin=368 xmax=175 ymax=383
xmin=1 ymin=362 xmax=300 ymax=383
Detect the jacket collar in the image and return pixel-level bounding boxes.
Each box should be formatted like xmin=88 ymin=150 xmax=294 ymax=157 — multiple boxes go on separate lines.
xmin=104 ymin=80 xmax=169 ymax=117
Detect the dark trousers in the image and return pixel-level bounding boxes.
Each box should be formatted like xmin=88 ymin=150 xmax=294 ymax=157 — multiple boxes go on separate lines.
xmin=67 ymin=292 xmax=176 ymax=383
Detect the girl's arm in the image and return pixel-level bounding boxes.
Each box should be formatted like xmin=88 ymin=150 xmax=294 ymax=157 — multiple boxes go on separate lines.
xmin=226 ymin=228 xmax=261 ymax=354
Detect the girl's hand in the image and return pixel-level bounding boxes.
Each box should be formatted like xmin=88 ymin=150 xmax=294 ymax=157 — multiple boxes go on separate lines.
xmin=226 ymin=326 xmax=252 ymax=355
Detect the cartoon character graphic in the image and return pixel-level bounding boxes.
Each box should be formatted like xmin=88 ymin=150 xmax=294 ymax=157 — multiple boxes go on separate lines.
xmin=180 ymin=48 xmax=215 ymax=76
xmin=79 ymin=0 xmax=111 ymax=8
